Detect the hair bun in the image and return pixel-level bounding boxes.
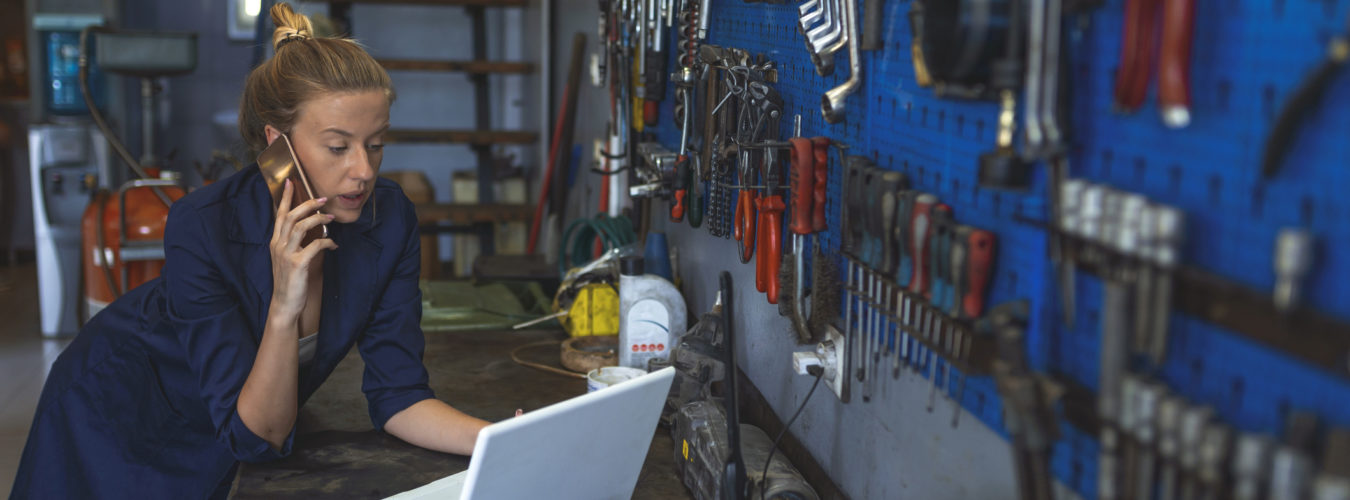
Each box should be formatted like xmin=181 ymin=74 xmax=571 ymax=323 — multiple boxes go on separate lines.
xmin=270 ymin=3 xmax=315 ymax=51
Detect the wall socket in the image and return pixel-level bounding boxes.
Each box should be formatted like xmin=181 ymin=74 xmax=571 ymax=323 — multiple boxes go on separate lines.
xmin=823 ymin=325 xmax=849 ymax=402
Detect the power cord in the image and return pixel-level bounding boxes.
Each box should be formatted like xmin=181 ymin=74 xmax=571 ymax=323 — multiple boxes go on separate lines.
xmin=759 ymin=365 xmax=824 ymax=500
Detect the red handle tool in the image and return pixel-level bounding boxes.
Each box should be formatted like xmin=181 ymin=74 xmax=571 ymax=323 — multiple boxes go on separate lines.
xmin=908 ymin=194 xmax=938 ymax=294
xmin=962 ymin=228 xmax=997 ymax=318
xmin=1158 ymin=0 xmax=1194 ymax=128
xmin=789 ymin=138 xmax=816 ymax=236
xmin=670 ymin=156 xmax=689 ymax=222
xmin=760 ymin=195 xmax=786 ymax=303
xmin=811 ymin=137 xmax=830 ymax=232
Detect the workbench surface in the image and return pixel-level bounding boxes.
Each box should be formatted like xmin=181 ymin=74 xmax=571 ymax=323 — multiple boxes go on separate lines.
xmin=232 ymin=328 xmax=690 ymax=499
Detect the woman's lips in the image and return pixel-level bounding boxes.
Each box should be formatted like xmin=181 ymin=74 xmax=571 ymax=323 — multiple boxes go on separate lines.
xmin=334 ymin=191 xmax=366 ymax=210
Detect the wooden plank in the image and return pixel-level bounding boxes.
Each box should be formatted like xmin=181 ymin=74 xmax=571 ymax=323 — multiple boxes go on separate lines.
xmin=378 ymin=59 xmax=534 ymax=74
xmin=413 ymin=203 xmax=533 ymax=224
xmin=386 ymin=129 xmax=538 ymax=145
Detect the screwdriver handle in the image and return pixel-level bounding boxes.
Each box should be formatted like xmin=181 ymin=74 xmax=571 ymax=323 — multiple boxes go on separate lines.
xmin=950 ymin=226 xmax=971 ymax=317
xmin=811 ymin=137 xmax=830 ymax=232
xmin=842 ymin=161 xmax=862 ymax=256
xmin=670 ymin=156 xmax=689 ymax=222
xmin=928 ymin=205 xmax=954 ymax=303
xmin=963 ymin=228 xmax=997 ymax=318
xmin=789 ymin=138 xmax=815 ymax=235
xmin=909 ymin=194 xmax=938 ymax=294
xmin=878 ymin=172 xmax=905 ymax=275
xmin=862 ymin=166 xmax=881 ymax=268
xmin=763 ymin=196 xmax=786 ymax=304
xmin=896 ymin=191 xmax=915 ymax=287
xmin=1158 ymin=0 xmax=1194 ymax=128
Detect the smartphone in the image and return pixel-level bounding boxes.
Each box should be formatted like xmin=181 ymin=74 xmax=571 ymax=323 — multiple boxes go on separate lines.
xmin=257 ymin=134 xmax=328 ymax=244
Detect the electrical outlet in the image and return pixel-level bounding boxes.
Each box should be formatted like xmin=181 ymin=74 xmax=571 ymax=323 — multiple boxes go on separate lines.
xmin=790 ymin=325 xmax=849 ymax=402
xmin=823 ymin=325 xmax=849 ymax=402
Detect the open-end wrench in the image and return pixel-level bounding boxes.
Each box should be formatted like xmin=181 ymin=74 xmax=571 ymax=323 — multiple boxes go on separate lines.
xmin=822 ymin=0 xmax=862 ymax=123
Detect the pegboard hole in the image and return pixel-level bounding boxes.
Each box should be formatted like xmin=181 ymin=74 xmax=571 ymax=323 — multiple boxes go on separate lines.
xmin=1216 ymin=80 xmax=1232 ymax=112
xmin=1252 ymin=187 xmax=1266 ymax=218
xmin=1009 ymin=271 xmax=1019 ymax=290
xmin=1301 ymin=197 xmax=1315 ymax=225
xmin=1190 ymin=357 xmax=1204 ymax=379
xmin=976 ymin=119 xmax=986 ymax=141
xmin=1168 ymin=166 xmax=1183 ymax=196
xmin=1071 ymin=460 xmax=1083 ymax=488
xmin=1278 ymin=398 xmax=1292 ymax=424
xmin=921 ymin=106 xmax=930 ymax=127
xmin=976 ymin=392 xmax=986 ymax=414
xmin=1101 ymin=150 xmax=1114 ymax=178
xmin=938 ymin=110 xmax=947 ymax=132
xmin=1273 ymin=0 xmax=1286 ymax=17
xmin=1263 ymin=85 xmax=1278 ymax=121
xmin=1208 ymin=175 xmax=1223 ymax=206
xmin=1132 ymin=157 xmax=1146 ymax=184
xmin=1231 ymin=377 xmax=1246 ymax=412
xmin=957 ymin=114 xmax=966 ymax=137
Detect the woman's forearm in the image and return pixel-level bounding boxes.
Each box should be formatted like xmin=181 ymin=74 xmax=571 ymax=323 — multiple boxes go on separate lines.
xmin=237 ymin=303 xmax=301 ymax=450
xmin=383 ymin=399 xmax=491 ymax=456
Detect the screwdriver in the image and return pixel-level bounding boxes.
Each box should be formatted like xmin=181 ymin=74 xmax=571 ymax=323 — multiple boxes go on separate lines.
xmin=909 ymin=194 xmax=939 ymax=295
xmin=896 ymin=191 xmax=917 ymax=287
xmin=962 ymin=228 xmax=996 ymax=319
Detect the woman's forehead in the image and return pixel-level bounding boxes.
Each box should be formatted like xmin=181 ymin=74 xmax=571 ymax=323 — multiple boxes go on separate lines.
xmin=294 ymin=91 xmax=390 ymax=133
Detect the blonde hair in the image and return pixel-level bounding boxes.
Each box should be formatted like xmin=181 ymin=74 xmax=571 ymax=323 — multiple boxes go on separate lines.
xmin=238 ymin=2 xmax=395 ymax=156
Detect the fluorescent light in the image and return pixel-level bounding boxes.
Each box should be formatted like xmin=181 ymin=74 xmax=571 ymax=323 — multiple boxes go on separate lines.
xmin=244 ymin=0 xmax=261 ymax=18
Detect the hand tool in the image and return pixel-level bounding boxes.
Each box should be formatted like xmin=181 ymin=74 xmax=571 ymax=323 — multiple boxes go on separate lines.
xmin=1157 ymin=0 xmax=1194 ymax=127
xmin=1269 ymin=412 xmax=1318 ymax=500
xmin=924 ymin=204 xmax=955 ymax=409
xmin=1112 ymin=0 xmax=1159 ymax=112
xmin=1118 ymin=376 xmax=1142 ymax=500
xmin=876 ymin=171 xmax=906 ymax=388
xmin=1176 ymin=405 xmax=1213 ymax=500
xmin=855 ymin=162 xmax=881 ymax=399
xmin=1038 ymin=0 xmax=1065 ymax=150
xmin=757 ymin=150 xmax=786 ymax=304
xmin=1023 ymin=0 xmax=1047 ymax=153
xmin=822 ymin=0 xmax=862 ymax=123
xmin=1091 ymin=186 xmax=1132 ymax=500
xmin=907 ymin=2 xmax=934 ymax=87
xmin=950 ymin=226 xmax=971 ymax=320
xmin=806 ymin=0 xmax=850 ymax=76
xmin=1273 ymin=228 xmax=1314 ymax=314
xmin=961 ymin=228 xmax=996 ymax=319
xmin=670 ymin=156 xmax=691 ymax=222
xmin=1147 ymin=206 xmax=1182 ymax=366
xmin=696 ymin=0 xmax=712 ymax=39
xmin=978 ymin=89 xmax=1032 ymax=189
xmin=1261 ymin=12 xmax=1350 ymax=178
xmin=1132 ymin=382 xmax=1162 ymax=500
xmin=843 ymin=160 xmax=864 ymax=389
xmin=1154 ymin=395 xmax=1183 ymax=500
xmin=896 ymin=191 xmax=917 ymax=287
xmin=1131 ymin=200 xmax=1157 ymax=360
xmin=1232 ymin=433 xmax=1274 ymax=500
xmin=788 ymin=136 xmax=815 ymax=341
xmin=914 ymin=0 xmax=1016 ymax=95
xmin=1197 ymin=422 xmax=1233 ymax=500
xmin=1312 ymin=428 xmax=1350 ymax=500
xmin=993 ymin=315 xmax=1056 ymax=500
xmin=811 ymin=137 xmax=829 ymax=233
xmin=734 ymin=186 xmax=757 ymax=263
xmin=908 ymin=194 xmax=939 ymax=296
xmin=1058 ymin=178 xmax=1084 ymax=326
xmin=861 ymin=0 xmax=884 ymax=51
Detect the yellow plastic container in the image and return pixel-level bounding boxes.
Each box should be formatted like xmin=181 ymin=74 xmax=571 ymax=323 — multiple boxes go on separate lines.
xmin=561 ymin=283 xmax=619 ymax=337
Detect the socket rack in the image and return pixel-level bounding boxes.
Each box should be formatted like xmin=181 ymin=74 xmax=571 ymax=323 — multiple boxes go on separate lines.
xmin=641 ymin=0 xmax=1350 ymax=497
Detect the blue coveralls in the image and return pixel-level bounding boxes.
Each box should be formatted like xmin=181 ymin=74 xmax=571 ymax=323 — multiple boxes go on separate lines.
xmin=10 ymin=165 xmax=435 ymax=499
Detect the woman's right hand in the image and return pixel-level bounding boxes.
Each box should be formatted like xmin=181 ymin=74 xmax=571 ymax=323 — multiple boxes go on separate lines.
xmin=269 ymin=179 xmax=337 ymax=321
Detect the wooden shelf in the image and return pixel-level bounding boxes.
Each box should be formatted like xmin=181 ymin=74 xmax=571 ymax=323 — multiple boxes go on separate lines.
xmin=386 ymin=129 xmax=538 ymax=145
xmin=414 ymin=203 xmax=533 ymax=225
xmin=379 ymin=59 xmax=534 ymax=74
xmin=324 ymin=0 xmax=527 ymax=7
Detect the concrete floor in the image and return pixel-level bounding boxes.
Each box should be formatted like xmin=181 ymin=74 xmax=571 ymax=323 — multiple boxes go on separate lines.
xmin=0 ymin=262 xmax=70 ymax=496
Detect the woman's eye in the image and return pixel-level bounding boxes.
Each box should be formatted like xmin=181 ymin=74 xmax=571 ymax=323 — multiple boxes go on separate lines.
xmin=368 ymin=144 xmax=385 ymax=152
xmin=328 ymin=146 xmax=348 ymax=154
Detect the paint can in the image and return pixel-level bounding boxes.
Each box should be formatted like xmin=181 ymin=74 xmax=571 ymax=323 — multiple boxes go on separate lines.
xmin=586 ymin=366 xmax=647 ymax=393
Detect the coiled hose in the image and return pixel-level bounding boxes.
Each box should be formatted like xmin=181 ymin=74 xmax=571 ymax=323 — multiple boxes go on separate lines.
xmin=558 ymin=214 xmax=637 ymax=277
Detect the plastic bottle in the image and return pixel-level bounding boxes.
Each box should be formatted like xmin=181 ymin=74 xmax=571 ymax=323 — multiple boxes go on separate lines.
xmin=618 ymin=255 xmax=687 ymax=370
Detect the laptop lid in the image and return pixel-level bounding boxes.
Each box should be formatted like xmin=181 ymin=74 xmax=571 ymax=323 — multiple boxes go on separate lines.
xmin=389 ymin=367 xmax=676 ymax=500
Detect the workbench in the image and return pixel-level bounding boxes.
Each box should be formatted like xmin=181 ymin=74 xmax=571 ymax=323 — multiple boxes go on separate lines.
xmin=231 ymin=328 xmax=691 ymax=499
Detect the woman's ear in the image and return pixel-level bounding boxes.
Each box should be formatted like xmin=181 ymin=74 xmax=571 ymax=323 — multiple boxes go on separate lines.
xmin=264 ymin=125 xmax=282 ymax=146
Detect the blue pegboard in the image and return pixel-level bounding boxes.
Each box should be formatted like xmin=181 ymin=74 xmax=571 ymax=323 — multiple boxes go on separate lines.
xmin=647 ymin=0 xmax=1350 ymax=497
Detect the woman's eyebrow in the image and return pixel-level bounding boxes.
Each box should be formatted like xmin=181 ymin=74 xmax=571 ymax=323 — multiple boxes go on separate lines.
xmin=321 ymin=127 xmax=353 ymax=137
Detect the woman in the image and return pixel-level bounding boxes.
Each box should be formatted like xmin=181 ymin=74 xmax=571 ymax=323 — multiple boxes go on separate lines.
xmin=10 ymin=4 xmax=489 ymax=498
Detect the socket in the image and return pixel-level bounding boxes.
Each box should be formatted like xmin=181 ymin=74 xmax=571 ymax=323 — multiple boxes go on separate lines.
xmin=791 ymin=325 xmax=849 ymax=402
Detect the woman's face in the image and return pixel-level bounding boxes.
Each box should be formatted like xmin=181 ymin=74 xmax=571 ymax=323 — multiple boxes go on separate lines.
xmin=265 ymin=90 xmax=390 ymax=223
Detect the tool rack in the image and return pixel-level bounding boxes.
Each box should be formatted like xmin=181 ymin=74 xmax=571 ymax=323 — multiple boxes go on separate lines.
xmin=616 ymin=0 xmax=1350 ymax=497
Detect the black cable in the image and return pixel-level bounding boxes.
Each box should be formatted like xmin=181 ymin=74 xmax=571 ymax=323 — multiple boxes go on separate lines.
xmin=759 ymin=366 xmax=824 ymax=500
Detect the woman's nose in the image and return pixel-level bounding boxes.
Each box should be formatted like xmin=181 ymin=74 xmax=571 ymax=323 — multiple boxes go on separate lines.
xmin=350 ymin=150 xmax=376 ymax=180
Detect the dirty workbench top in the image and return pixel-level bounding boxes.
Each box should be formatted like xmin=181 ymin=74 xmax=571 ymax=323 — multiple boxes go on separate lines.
xmin=232 ymin=329 xmax=690 ymax=499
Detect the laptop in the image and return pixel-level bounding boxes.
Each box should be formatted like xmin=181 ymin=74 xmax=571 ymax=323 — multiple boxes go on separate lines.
xmin=386 ymin=367 xmax=677 ymax=500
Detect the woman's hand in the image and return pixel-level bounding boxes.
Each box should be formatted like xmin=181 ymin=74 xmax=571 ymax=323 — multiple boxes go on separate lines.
xmin=269 ymin=179 xmax=337 ymax=322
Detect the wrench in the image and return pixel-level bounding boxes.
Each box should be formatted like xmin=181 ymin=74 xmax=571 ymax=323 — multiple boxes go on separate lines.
xmin=822 ymin=0 xmax=862 ymax=123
